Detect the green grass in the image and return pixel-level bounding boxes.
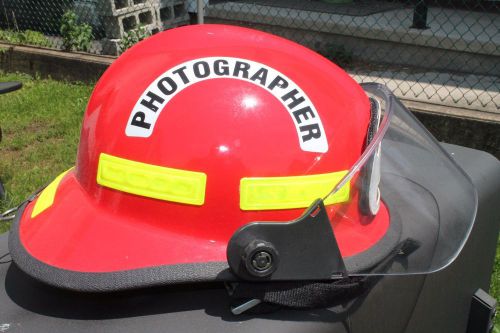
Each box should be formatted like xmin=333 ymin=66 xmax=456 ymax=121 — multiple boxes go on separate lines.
xmin=0 ymin=72 xmax=93 ymax=228
xmin=492 ymin=237 xmax=500 ymax=331
xmin=0 ymin=72 xmax=498 ymax=327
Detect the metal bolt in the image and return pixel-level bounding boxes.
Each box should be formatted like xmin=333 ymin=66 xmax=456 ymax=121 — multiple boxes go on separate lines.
xmin=251 ymin=251 xmax=273 ymax=271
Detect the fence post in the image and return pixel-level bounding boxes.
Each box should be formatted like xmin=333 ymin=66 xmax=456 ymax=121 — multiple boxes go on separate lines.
xmin=197 ymin=0 xmax=204 ymax=24
xmin=411 ymin=0 xmax=429 ymax=29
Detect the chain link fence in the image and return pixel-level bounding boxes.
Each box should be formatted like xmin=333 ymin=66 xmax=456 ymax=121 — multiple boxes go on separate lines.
xmin=0 ymin=0 xmax=190 ymax=55
xmin=0 ymin=0 xmax=498 ymax=113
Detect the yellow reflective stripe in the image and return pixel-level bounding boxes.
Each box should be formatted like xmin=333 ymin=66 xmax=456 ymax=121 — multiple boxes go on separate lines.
xmin=97 ymin=153 xmax=207 ymax=206
xmin=31 ymin=168 xmax=72 ymax=218
xmin=240 ymin=170 xmax=350 ymax=211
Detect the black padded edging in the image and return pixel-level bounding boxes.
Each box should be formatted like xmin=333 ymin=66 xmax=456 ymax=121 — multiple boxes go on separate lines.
xmin=9 ymin=202 xmax=233 ymax=292
xmin=9 ymin=198 xmax=401 ymax=292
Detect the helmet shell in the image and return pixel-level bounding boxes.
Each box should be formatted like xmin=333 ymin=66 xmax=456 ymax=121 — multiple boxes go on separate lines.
xmin=16 ymin=25 xmax=389 ymax=278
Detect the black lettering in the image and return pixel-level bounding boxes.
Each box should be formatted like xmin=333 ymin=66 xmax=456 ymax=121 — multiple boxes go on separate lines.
xmin=130 ymin=112 xmax=151 ymax=130
xmin=140 ymin=91 xmax=165 ymax=112
xmin=172 ymin=66 xmax=190 ymax=84
xmin=300 ymin=124 xmax=322 ymax=142
xmin=233 ymin=61 xmax=250 ymax=79
xmin=281 ymin=89 xmax=305 ymax=109
xmin=214 ymin=59 xmax=230 ymax=76
xmin=292 ymin=106 xmax=315 ymax=124
xmin=268 ymin=75 xmax=289 ymax=90
xmin=157 ymin=77 xmax=177 ymax=95
xmin=249 ymin=68 xmax=268 ymax=86
xmin=193 ymin=61 xmax=210 ymax=78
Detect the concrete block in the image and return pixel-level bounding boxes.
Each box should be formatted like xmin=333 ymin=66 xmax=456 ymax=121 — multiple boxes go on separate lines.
xmin=157 ymin=0 xmax=189 ymax=30
xmin=103 ymin=7 xmax=160 ymax=39
xmin=101 ymin=38 xmax=121 ymax=56
xmin=98 ymin=0 xmax=155 ymax=17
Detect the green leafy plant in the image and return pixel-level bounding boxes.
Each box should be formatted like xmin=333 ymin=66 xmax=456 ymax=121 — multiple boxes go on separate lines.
xmin=118 ymin=25 xmax=151 ymax=54
xmin=0 ymin=30 xmax=50 ymax=47
xmin=60 ymin=10 xmax=93 ymax=52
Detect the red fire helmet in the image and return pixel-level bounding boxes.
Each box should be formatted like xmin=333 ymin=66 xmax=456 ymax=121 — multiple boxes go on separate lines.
xmin=9 ymin=25 xmax=476 ymax=291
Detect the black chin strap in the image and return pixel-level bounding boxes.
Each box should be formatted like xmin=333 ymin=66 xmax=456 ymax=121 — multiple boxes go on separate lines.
xmin=227 ymin=238 xmax=420 ymax=315
xmin=227 ymin=277 xmax=367 ymax=314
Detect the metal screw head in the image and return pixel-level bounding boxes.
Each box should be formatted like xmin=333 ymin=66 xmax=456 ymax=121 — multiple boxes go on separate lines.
xmin=251 ymin=251 xmax=273 ymax=271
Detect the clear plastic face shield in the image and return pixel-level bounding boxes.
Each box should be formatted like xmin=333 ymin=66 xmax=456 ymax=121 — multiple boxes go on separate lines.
xmin=228 ymin=83 xmax=477 ymax=280
xmin=323 ymin=82 xmax=477 ymax=276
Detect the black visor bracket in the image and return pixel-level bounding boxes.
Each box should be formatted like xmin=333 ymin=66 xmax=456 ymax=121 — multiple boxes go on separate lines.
xmin=227 ymin=199 xmax=347 ymax=281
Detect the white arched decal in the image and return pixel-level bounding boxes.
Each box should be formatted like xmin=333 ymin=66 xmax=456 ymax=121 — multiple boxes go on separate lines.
xmin=126 ymin=57 xmax=328 ymax=153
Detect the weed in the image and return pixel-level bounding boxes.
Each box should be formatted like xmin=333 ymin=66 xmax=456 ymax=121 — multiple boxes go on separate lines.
xmin=0 ymin=29 xmax=50 ymax=48
xmin=60 ymin=10 xmax=93 ymax=52
xmin=119 ymin=25 xmax=151 ymax=54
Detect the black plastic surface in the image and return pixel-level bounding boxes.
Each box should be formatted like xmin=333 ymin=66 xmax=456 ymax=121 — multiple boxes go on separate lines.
xmin=0 ymin=82 xmax=22 ymax=94
xmin=0 ymin=144 xmax=499 ymax=333
xmin=401 ymin=144 xmax=500 ymax=333
xmin=466 ymin=289 xmax=497 ymax=333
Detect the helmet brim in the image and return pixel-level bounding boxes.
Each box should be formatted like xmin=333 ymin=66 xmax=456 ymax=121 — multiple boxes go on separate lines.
xmin=9 ymin=170 xmax=399 ymax=291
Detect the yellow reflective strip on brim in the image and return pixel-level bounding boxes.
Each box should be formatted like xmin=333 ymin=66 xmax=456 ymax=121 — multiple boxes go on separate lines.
xmin=240 ymin=170 xmax=350 ymax=211
xmin=97 ymin=153 xmax=207 ymax=206
xmin=31 ymin=168 xmax=73 ymax=218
